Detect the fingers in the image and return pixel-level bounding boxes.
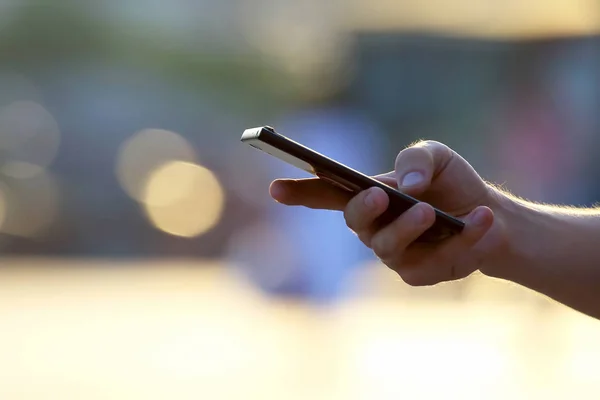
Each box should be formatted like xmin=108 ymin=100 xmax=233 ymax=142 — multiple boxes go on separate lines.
xmin=269 ymin=178 xmax=352 ymax=211
xmin=270 ymin=140 xmax=459 ymax=211
xmin=394 ymin=140 xmax=454 ymax=197
xmin=343 ymin=187 xmax=389 ymax=245
xmin=373 ymin=172 xmax=398 ymax=189
xmin=431 ymin=206 xmax=494 ymax=263
xmin=273 ymin=171 xmax=494 ymax=287
xmin=369 ymin=202 xmax=436 ymax=260
xmin=270 ymin=171 xmax=397 ymax=211
xmin=393 ymin=206 xmax=494 ymax=286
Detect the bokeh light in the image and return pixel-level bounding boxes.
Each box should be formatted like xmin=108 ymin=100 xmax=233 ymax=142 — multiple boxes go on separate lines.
xmin=345 ymin=0 xmax=600 ymax=38
xmin=0 ymin=101 xmax=61 ymax=178
xmin=142 ymin=161 xmax=225 ymax=238
xmin=116 ymin=129 xmax=197 ymax=203
xmin=1 ymin=161 xmax=45 ymax=180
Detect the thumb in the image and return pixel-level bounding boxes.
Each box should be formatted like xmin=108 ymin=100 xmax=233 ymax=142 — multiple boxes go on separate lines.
xmin=394 ymin=140 xmax=454 ymax=197
xmin=373 ymin=171 xmax=398 ymax=188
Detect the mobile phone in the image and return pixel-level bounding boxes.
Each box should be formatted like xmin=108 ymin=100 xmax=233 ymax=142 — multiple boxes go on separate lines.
xmin=241 ymin=126 xmax=464 ymax=242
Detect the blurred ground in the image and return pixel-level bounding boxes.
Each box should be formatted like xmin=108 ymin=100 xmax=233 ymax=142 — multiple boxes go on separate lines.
xmin=2 ymin=258 xmax=600 ymax=400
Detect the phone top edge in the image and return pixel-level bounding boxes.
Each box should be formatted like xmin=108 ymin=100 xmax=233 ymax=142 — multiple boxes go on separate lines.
xmin=241 ymin=127 xmax=264 ymax=142
xmin=255 ymin=126 xmax=373 ymax=176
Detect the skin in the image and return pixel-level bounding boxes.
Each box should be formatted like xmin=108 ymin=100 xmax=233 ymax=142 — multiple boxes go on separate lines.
xmin=269 ymin=140 xmax=600 ymax=319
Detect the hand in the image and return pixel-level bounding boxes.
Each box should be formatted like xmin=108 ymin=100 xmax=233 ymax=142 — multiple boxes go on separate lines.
xmin=269 ymin=140 xmax=509 ymax=286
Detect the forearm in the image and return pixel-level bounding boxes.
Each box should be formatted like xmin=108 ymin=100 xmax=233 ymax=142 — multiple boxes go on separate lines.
xmin=482 ymin=189 xmax=600 ymax=318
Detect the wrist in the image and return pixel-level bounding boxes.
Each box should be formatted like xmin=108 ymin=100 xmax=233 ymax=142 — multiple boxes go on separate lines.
xmin=478 ymin=186 xmax=546 ymax=281
xmin=479 ymin=185 xmax=600 ymax=284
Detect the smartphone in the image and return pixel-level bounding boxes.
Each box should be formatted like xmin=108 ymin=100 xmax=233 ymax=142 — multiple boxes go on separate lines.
xmin=241 ymin=126 xmax=464 ymax=242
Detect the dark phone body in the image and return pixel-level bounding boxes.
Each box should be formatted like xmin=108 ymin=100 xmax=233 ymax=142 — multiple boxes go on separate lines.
xmin=241 ymin=126 xmax=464 ymax=242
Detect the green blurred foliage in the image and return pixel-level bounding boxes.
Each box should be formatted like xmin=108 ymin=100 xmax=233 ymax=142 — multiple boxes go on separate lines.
xmin=0 ymin=0 xmax=298 ymax=117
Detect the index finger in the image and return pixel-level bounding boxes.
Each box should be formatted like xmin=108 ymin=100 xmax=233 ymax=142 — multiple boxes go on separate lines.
xmin=270 ymin=172 xmax=396 ymax=211
xmin=270 ymin=178 xmax=350 ymax=210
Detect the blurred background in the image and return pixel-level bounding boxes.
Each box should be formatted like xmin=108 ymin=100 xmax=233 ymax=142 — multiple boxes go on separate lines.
xmin=1 ymin=1 xmax=600 ymax=398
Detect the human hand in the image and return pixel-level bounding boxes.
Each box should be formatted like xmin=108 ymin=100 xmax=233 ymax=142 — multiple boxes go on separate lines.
xmin=269 ymin=140 xmax=509 ymax=286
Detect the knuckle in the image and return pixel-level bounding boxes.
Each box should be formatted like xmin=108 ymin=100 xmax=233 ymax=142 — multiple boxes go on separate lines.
xmin=371 ymin=235 xmax=394 ymax=259
xmin=395 ymin=145 xmax=427 ymax=164
xmin=343 ymin=208 xmax=358 ymax=231
xmin=410 ymin=140 xmax=452 ymax=158
xmin=395 ymin=146 xmax=436 ymax=173
xmin=357 ymin=232 xmax=372 ymax=248
xmin=343 ymin=193 xmax=367 ymax=230
xmin=423 ymin=140 xmax=454 ymax=164
xmin=418 ymin=139 xmax=444 ymax=148
xmin=414 ymin=140 xmax=449 ymax=154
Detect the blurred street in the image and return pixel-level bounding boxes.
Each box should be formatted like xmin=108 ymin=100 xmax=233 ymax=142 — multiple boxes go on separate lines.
xmin=2 ymin=258 xmax=600 ymax=400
